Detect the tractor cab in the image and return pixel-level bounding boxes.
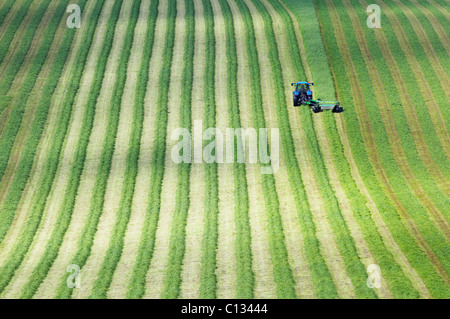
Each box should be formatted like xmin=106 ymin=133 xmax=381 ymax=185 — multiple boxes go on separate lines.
xmin=291 ymin=81 xmax=314 ymax=106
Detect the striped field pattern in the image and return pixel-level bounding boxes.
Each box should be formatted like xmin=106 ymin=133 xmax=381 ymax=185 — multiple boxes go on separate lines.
xmin=0 ymin=0 xmax=448 ymax=298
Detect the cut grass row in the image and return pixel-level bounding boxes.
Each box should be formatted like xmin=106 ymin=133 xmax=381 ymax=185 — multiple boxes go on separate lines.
xmin=198 ymin=0 xmax=219 ymax=299
xmin=0 ymin=0 xmax=52 ymax=101
xmin=0 ymin=0 xmax=33 ymax=66
xmin=51 ymin=0 xmax=124 ymax=299
xmin=344 ymin=0 xmax=450 ymax=229
xmin=89 ymin=0 xmax=153 ymax=299
xmin=0 ymin=0 xmax=88 ymax=294
xmin=317 ymin=0 xmax=449 ymax=298
xmin=374 ymin=1 xmax=449 ymax=162
xmin=264 ymin=0 xmax=377 ymax=298
xmin=281 ymin=0 xmax=421 ymax=298
xmin=217 ymin=0 xmax=254 ymax=298
xmin=0 ymin=0 xmax=72 ymax=243
xmin=239 ymin=0 xmax=317 ymax=298
xmin=0 ymin=0 xmax=14 ymax=27
xmin=238 ymin=0 xmax=338 ymax=298
xmin=125 ymin=0 xmax=177 ymax=299
xmin=378 ymin=0 xmax=450 ymax=124
xmin=161 ymin=0 xmax=194 ymax=299
xmin=330 ymin=0 xmax=449 ymax=274
xmin=11 ymin=0 xmax=108 ymax=298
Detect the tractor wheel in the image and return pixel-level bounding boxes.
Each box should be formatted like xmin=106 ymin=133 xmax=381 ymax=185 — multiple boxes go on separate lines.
xmin=293 ymin=97 xmax=299 ymax=106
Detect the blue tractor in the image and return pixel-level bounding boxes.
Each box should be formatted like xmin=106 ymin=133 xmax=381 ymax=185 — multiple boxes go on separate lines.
xmin=291 ymin=81 xmax=314 ymax=106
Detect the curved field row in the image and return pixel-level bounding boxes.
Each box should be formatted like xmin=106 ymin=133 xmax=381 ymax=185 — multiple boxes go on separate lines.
xmin=0 ymin=0 xmax=54 ymax=134
xmin=0 ymin=0 xmax=448 ymax=299
xmin=0 ymin=0 xmax=34 ymax=67
xmin=0 ymin=0 xmax=15 ymax=28
xmin=33 ymin=0 xmax=133 ymax=299
xmin=283 ymin=0 xmax=430 ymax=298
xmin=0 ymin=0 xmax=49 ymax=94
xmin=209 ymin=0 xmax=239 ymax=299
xmin=107 ymin=0 xmax=158 ymax=299
xmin=0 ymin=0 xmax=88 ymax=294
xmin=338 ymin=0 xmax=450 ymax=244
xmin=278 ymin=0 xmax=394 ymax=299
xmin=143 ymin=0 xmax=185 ymax=299
xmin=318 ymin=0 xmax=449 ymax=298
xmin=69 ymin=0 xmax=140 ymax=299
xmin=407 ymin=0 xmax=450 ymax=53
xmin=0 ymin=0 xmax=69 ymax=205
xmin=179 ymin=0 xmax=206 ymax=299
xmin=161 ymin=0 xmax=194 ymax=299
xmin=0 ymin=0 xmax=74 ymax=245
xmin=0 ymin=0 xmax=104 ymax=298
xmin=198 ymin=0 xmax=219 ymax=299
xmin=375 ymin=0 xmax=450 ymax=153
xmin=325 ymin=0 xmax=449 ymax=281
xmin=125 ymin=0 xmax=177 ymax=299
xmin=228 ymin=0 xmax=279 ymax=299
xmin=425 ymin=0 xmax=450 ymax=21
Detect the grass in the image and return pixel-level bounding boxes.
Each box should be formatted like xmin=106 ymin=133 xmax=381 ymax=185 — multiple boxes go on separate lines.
xmin=126 ymin=0 xmax=177 ymax=299
xmin=0 ymin=0 xmax=52 ymax=99
xmin=89 ymin=0 xmax=152 ymax=299
xmin=0 ymin=0 xmax=72 ymax=243
xmin=161 ymin=0 xmax=194 ymax=299
xmin=198 ymin=0 xmax=219 ymax=299
xmin=218 ymin=0 xmax=254 ymax=299
xmin=53 ymin=0 xmax=125 ymax=299
xmin=15 ymin=0 xmax=107 ymax=299
xmin=0 ymin=0 xmax=33 ymax=66
xmin=317 ymin=0 xmax=449 ymax=298
xmin=0 ymin=0 xmax=86 ymax=294
xmin=282 ymin=0 xmax=420 ymax=298
xmin=0 ymin=0 xmax=15 ymax=27
xmin=267 ymin=0 xmax=377 ymax=298
xmin=331 ymin=0 xmax=449 ymax=274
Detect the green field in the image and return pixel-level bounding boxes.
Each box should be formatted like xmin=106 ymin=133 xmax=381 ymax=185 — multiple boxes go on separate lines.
xmin=0 ymin=0 xmax=448 ymax=299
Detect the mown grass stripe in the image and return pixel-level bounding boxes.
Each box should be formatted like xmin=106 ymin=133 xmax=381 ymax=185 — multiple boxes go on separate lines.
xmin=0 ymin=0 xmax=72 ymax=243
xmin=0 ymin=0 xmax=15 ymax=27
xmin=161 ymin=0 xmax=194 ymax=299
xmin=243 ymin=0 xmax=318 ymax=298
xmin=236 ymin=0 xmax=337 ymax=299
xmin=0 ymin=0 xmax=52 ymax=99
xmin=339 ymin=0 xmax=450 ymax=239
xmin=372 ymin=1 xmax=450 ymax=160
xmin=425 ymin=0 xmax=450 ymax=22
xmin=317 ymin=0 xmax=449 ymax=298
xmin=379 ymin=0 xmax=450 ymax=113
xmin=406 ymin=0 xmax=450 ymax=51
xmin=264 ymin=0 xmax=377 ymax=298
xmin=52 ymin=0 xmax=124 ymax=299
xmin=125 ymin=0 xmax=177 ymax=299
xmin=282 ymin=0 xmax=422 ymax=298
xmin=217 ymin=0 xmax=254 ymax=299
xmin=88 ymin=0 xmax=150 ymax=299
xmin=358 ymin=0 xmax=450 ymax=220
xmin=198 ymin=0 xmax=219 ymax=299
xmin=0 ymin=0 xmax=88 ymax=294
xmin=0 ymin=0 xmax=33 ymax=66
xmin=9 ymin=0 xmax=106 ymax=299
xmin=330 ymin=0 xmax=450 ymax=274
